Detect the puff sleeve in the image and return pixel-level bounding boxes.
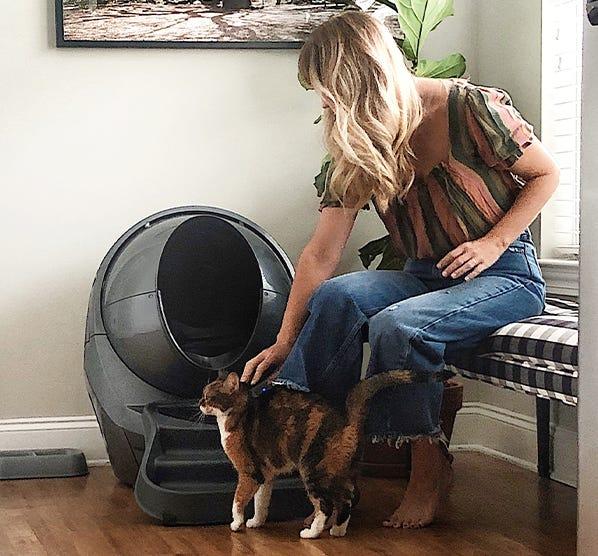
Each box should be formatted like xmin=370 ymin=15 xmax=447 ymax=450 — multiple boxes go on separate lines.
xmin=464 ymin=85 xmax=535 ymax=170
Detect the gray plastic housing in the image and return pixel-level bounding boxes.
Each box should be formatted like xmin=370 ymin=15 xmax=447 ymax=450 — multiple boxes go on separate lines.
xmin=84 ymin=207 xmax=294 ymax=485
xmin=0 ymin=449 xmax=88 ymax=480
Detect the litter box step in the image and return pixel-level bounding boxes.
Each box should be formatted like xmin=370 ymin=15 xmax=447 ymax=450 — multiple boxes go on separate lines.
xmin=153 ymin=449 xmax=236 ymax=483
xmin=134 ymin=402 xmax=311 ymax=526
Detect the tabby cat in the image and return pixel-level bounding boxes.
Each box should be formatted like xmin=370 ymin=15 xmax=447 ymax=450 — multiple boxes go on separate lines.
xmin=199 ymin=369 xmax=416 ymax=538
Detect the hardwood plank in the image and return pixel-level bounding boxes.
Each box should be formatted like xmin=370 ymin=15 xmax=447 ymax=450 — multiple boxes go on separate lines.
xmin=0 ymin=453 xmax=576 ymax=555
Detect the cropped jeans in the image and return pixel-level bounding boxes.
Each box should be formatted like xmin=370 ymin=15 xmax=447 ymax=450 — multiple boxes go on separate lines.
xmin=273 ymin=231 xmax=546 ymax=445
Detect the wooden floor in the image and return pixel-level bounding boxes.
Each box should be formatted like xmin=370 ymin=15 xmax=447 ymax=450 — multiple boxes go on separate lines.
xmin=0 ymin=453 xmax=576 ymax=555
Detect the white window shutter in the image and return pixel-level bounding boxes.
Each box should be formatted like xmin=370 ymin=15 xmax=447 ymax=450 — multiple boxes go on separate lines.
xmin=541 ymin=0 xmax=583 ymax=259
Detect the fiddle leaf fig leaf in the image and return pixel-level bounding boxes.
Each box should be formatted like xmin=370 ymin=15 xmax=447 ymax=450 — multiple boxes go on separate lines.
xmin=395 ymin=0 xmax=454 ymax=61
xmin=359 ymin=235 xmax=390 ymax=268
xmin=358 ymin=234 xmax=405 ymax=270
xmin=415 ymin=53 xmax=466 ymax=78
xmin=377 ymin=241 xmax=406 ymax=270
xmin=359 ymin=235 xmax=405 ymax=270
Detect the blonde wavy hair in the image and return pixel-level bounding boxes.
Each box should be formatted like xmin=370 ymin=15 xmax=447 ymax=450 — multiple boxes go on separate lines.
xmin=298 ymin=10 xmax=422 ymax=212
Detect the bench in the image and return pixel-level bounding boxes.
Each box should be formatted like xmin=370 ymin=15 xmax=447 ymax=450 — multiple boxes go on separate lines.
xmin=444 ymin=296 xmax=579 ymax=478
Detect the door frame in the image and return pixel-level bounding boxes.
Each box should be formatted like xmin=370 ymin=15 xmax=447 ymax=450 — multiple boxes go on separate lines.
xmin=577 ymin=11 xmax=598 ymax=555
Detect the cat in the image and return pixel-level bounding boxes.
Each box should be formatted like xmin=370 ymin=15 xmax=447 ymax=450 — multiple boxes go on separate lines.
xmin=199 ymin=369 xmax=417 ymax=538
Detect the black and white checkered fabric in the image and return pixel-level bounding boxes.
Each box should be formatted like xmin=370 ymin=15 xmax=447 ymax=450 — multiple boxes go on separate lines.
xmin=445 ymin=296 xmax=579 ymax=405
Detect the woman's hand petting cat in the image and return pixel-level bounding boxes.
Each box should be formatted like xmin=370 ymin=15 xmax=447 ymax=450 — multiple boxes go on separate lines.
xmin=436 ymin=235 xmax=507 ymax=282
xmin=241 ymin=340 xmax=294 ymax=385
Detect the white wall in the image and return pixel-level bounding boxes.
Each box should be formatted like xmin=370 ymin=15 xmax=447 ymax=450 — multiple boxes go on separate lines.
xmin=0 ymin=0 xmax=478 ymax=420
xmin=474 ymin=0 xmax=542 ymax=135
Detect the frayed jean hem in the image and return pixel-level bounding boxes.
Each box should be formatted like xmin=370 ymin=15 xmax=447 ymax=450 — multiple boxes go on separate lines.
xmin=368 ymin=427 xmax=449 ymax=452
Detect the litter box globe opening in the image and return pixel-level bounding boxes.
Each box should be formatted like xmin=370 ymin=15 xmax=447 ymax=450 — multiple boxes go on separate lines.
xmin=157 ymin=216 xmax=262 ymax=369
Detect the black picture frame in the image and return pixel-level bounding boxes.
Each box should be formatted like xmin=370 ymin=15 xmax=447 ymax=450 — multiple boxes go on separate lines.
xmin=55 ymin=0 xmax=305 ymax=49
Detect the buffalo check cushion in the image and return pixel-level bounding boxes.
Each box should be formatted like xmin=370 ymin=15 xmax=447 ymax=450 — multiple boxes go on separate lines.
xmin=445 ymin=296 xmax=579 ymax=405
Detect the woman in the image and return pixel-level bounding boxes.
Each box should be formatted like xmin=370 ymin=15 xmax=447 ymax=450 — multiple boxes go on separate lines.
xmin=241 ymin=11 xmax=558 ymax=529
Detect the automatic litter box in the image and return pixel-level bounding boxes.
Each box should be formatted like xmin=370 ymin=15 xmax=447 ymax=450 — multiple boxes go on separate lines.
xmin=84 ymin=206 xmax=310 ymax=524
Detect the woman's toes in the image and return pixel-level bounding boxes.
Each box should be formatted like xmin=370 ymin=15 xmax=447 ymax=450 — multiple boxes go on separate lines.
xmin=407 ymin=516 xmax=430 ymax=529
xmin=384 ymin=509 xmax=433 ymax=529
xmin=383 ymin=512 xmax=404 ymax=528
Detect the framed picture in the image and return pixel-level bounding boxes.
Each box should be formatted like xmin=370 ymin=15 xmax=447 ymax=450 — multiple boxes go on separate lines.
xmin=55 ymin=0 xmax=398 ymax=49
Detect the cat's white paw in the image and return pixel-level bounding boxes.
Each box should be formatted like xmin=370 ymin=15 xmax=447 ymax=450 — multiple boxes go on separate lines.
xmin=230 ymin=520 xmax=244 ymax=532
xmin=330 ymin=516 xmax=350 ymax=537
xmin=300 ymin=527 xmax=321 ymax=539
xmin=329 ymin=523 xmax=348 ymax=537
xmin=246 ymin=517 xmax=265 ymax=529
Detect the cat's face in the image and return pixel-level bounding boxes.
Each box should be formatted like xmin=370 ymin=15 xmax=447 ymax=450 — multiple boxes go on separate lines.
xmin=199 ymin=372 xmax=241 ymax=416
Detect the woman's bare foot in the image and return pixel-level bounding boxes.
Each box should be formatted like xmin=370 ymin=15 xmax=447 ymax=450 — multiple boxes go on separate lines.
xmin=383 ymin=438 xmax=453 ymax=529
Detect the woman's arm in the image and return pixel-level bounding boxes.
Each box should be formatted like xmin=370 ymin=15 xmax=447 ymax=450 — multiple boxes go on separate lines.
xmin=437 ymin=138 xmax=560 ymax=281
xmin=240 ymin=207 xmax=358 ymax=385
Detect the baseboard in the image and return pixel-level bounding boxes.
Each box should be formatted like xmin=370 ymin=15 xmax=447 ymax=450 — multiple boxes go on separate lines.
xmin=450 ymin=444 xmax=537 ymax=473
xmin=451 ymin=401 xmax=577 ymax=487
xmin=0 ymin=415 xmax=109 ymax=467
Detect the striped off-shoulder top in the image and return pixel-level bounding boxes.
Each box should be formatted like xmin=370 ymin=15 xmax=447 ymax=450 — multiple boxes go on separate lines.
xmin=317 ymin=79 xmax=535 ymax=260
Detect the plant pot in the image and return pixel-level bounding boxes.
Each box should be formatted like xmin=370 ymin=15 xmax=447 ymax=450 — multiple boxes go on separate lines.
xmin=358 ymin=379 xmax=464 ymax=478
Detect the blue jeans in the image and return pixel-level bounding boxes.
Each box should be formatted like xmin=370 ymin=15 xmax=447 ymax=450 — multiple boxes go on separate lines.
xmin=273 ymin=231 xmax=546 ymax=443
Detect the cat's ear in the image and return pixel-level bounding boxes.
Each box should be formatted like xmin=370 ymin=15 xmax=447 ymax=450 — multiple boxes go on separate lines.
xmin=223 ymin=372 xmax=240 ymax=393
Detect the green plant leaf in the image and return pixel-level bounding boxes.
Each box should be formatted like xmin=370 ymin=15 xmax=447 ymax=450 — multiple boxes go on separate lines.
xmin=377 ymin=242 xmax=406 ymax=270
xmin=415 ymin=53 xmax=466 ymax=78
xmin=395 ymin=0 xmax=454 ymax=61
xmin=359 ymin=235 xmax=390 ymax=268
xmin=358 ymin=234 xmax=405 ymax=270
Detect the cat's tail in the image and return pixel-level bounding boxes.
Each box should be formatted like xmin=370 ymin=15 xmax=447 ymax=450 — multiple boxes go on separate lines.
xmin=344 ymin=370 xmax=444 ymax=431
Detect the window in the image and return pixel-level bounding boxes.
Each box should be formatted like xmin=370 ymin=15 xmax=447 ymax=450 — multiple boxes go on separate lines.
xmin=541 ymin=0 xmax=583 ymax=260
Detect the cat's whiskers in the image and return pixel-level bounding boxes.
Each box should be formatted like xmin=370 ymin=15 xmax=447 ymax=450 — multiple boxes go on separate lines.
xmin=191 ymin=408 xmax=207 ymax=425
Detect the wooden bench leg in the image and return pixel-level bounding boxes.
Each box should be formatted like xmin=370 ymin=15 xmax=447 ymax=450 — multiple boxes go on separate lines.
xmin=536 ymin=396 xmax=551 ymax=478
